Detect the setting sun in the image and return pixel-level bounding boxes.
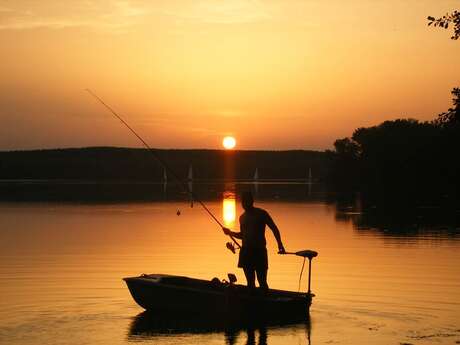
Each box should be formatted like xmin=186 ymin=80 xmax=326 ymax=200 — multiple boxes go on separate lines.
xmin=222 ymin=136 xmax=236 ymax=150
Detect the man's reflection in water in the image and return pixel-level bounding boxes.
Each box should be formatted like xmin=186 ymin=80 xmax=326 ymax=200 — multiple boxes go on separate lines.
xmin=225 ymin=327 xmax=267 ymax=345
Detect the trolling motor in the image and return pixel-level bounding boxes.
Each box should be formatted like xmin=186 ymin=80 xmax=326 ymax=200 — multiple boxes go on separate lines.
xmin=282 ymin=249 xmax=318 ymax=294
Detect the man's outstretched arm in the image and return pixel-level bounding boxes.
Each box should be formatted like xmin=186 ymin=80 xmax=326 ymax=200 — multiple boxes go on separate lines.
xmin=266 ymin=212 xmax=286 ymax=253
xmin=222 ymin=227 xmax=242 ymax=239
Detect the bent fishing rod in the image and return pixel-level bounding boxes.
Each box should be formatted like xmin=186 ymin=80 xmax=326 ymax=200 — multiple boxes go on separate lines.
xmin=85 ymin=89 xmax=241 ymax=251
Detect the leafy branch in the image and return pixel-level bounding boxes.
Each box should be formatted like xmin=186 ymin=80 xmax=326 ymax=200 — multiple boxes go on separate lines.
xmin=427 ymin=10 xmax=460 ymax=40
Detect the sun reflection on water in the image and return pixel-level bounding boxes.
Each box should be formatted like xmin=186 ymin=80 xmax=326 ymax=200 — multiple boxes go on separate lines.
xmin=222 ymin=191 xmax=236 ymax=227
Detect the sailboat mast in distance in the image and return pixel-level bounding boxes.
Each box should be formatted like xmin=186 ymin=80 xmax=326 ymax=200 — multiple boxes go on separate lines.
xmin=188 ymin=165 xmax=193 ymax=207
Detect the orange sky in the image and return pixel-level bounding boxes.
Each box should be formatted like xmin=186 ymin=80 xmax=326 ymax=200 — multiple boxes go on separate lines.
xmin=1 ymin=0 xmax=459 ymax=150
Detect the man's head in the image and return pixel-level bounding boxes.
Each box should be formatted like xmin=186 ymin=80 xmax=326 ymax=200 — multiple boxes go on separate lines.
xmin=241 ymin=191 xmax=254 ymax=210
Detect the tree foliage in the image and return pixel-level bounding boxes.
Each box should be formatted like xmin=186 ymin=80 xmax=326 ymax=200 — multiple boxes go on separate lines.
xmin=433 ymin=87 xmax=460 ymax=126
xmin=427 ymin=10 xmax=460 ymax=40
xmin=329 ymin=107 xmax=459 ymax=205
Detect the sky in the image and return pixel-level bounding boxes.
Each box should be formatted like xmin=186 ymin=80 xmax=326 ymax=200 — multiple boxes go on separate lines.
xmin=0 ymin=0 xmax=459 ymax=151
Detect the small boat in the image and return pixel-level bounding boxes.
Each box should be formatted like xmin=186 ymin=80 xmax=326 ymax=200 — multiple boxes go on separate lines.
xmin=124 ymin=274 xmax=312 ymax=322
xmin=124 ymin=250 xmax=318 ymax=323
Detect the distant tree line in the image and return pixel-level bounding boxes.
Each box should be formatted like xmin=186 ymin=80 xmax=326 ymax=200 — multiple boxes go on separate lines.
xmin=0 ymin=148 xmax=328 ymax=182
xmin=327 ymin=88 xmax=460 ymax=207
xmin=0 ymin=148 xmax=330 ymax=201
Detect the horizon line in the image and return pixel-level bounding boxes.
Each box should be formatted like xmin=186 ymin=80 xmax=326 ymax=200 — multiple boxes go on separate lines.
xmin=0 ymin=145 xmax=329 ymax=153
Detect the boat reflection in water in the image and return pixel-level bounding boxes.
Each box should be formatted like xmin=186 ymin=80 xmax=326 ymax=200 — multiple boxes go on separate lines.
xmin=128 ymin=311 xmax=311 ymax=345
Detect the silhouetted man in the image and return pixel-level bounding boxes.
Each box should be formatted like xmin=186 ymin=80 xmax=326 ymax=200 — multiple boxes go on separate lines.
xmin=223 ymin=191 xmax=285 ymax=290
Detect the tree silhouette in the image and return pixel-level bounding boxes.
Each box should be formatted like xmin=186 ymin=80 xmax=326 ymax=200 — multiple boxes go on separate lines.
xmin=434 ymin=88 xmax=460 ymax=126
xmin=427 ymin=10 xmax=460 ymax=40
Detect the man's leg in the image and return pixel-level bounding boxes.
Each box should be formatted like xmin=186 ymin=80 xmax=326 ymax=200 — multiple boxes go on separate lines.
xmin=243 ymin=267 xmax=256 ymax=288
xmin=256 ymin=269 xmax=268 ymax=290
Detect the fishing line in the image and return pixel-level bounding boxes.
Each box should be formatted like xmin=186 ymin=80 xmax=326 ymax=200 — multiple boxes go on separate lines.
xmin=298 ymin=257 xmax=306 ymax=292
xmin=85 ymin=89 xmax=241 ymax=250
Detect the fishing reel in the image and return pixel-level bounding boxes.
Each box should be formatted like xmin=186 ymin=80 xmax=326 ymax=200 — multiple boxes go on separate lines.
xmin=226 ymin=242 xmax=237 ymax=254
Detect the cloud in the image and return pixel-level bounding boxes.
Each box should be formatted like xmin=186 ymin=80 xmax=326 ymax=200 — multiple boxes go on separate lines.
xmin=0 ymin=0 xmax=276 ymax=32
xmin=0 ymin=6 xmax=14 ymax=12
xmin=161 ymin=0 xmax=271 ymax=24
xmin=0 ymin=1 xmax=147 ymax=31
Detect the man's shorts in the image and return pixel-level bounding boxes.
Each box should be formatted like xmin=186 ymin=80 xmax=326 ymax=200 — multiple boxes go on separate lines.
xmin=238 ymin=246 xmax=268 ymax=270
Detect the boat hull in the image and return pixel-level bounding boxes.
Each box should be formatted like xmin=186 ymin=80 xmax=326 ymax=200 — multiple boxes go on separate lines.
xmin=124 ymin=274 xmax=312 ymax=323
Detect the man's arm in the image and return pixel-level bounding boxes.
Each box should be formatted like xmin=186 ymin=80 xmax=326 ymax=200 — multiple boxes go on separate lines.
xmin=265 ymin=211 xmax=286 ymax=253
xmin=222 ymin=227 xmax=242 ymax=239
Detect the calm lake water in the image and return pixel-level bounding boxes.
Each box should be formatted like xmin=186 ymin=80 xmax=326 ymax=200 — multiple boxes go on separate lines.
xmin=0 ymin=183 xmax=459 ymax=345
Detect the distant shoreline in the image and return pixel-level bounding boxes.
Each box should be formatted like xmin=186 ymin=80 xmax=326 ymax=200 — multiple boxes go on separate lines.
xmin=0 ymin=179 xmax=316 ymax=184
xmin=0 ymin=146 xmax=330 ymax=181
xmin=0 ymin=146 xmax=326 ymax=153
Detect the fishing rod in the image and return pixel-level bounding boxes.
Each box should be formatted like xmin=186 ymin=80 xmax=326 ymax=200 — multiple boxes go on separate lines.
xmin=85 ymin=89 xmax=241 ymax=252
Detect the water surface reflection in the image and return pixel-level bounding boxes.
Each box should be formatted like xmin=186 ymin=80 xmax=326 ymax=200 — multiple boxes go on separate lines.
xmin=223 ymin=190 xmax=236 ymax=227
xmin=128 ymin=311 xmax=311 ymax=345
xmin=1 ymin=183 xmax=459 ymax=345
xmin=331 ymin=192 xmax=460 ymax=241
